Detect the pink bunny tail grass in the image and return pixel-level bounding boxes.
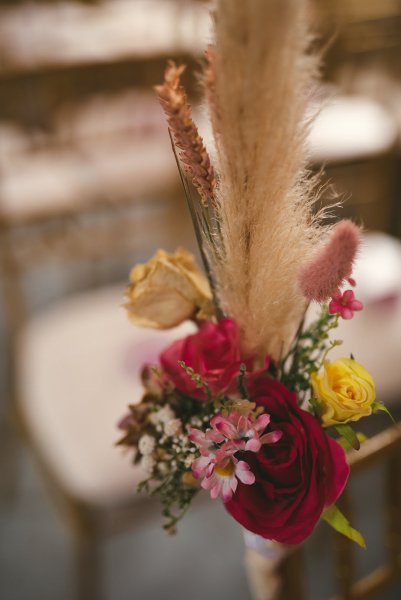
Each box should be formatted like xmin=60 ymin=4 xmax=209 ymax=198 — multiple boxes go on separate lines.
xmin=298 ymin=220 xmax=362 ymax=302
xmin=155 ymin=61 xmax=216 ymax=208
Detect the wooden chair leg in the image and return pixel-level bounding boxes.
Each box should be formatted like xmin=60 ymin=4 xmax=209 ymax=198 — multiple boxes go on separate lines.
xmin=334 ymin=489 xmax=354 ymax=600
xmin=0 ymin=417 xmax=21 ymax=507
xmin=70 ymin=506 xmax=104 ymax=600
xmin=74 ymin=528 xmax=104 ymax=600
xmin=385 ymin=454 xmax=401 ymax=574
xmin=278 ymin=547 xmax=305 ymax=600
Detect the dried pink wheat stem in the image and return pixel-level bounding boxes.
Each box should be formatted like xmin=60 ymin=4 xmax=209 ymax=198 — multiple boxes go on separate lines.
xmin=155 ymin=61 xmax=216 ymax=208
xmin=298 ymin=219 xmax=361 ymax=302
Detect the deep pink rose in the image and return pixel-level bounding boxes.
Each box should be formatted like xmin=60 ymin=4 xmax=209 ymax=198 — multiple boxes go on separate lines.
xmin=160 ymin=319 xmax=251 ymax=400
xmin=225 ymin=375 xmax=349 ymax=544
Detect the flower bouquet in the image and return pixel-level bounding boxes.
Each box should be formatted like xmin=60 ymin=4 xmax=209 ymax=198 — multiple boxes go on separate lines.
xmin=118 ymin=0 xmax=388 ymax=548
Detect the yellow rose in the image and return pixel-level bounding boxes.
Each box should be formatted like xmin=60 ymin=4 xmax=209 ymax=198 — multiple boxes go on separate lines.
xmin=124 ymin=248 xmax=214 ymax=329
xmin=311 ymin=358 xmax=375 ymax=427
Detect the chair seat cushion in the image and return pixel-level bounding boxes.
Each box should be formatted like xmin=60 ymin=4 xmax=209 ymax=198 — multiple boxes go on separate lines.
xmin=17 ymin=284 xmax=195 ymax=507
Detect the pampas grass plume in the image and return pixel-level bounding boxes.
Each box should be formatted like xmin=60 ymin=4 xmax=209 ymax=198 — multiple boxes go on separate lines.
xmin=203 ymin=46 xmax=220 ymax=136
xmin=298 ymin=219 xmax=361 ymax=302
xmin=211 ymin=0 xmax=327 ymax=360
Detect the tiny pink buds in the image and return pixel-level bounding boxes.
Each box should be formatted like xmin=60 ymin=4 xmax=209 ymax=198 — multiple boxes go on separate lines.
xmin=329 ymin=289 xmax=363 ymax=320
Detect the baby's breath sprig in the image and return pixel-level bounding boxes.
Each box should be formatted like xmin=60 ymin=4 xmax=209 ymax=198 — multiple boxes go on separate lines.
xmin=135 ymin=407 xmax=204 ymax=532
xmin=131 ymin=386 xmax=217 ymax=533
xmin=157 ymin=470 xmax=199 ymax=534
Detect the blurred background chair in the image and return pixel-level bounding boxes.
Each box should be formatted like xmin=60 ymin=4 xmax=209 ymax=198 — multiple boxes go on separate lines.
xmin=308 ymin=92 xmax=399 ymax=234
xmin=0 ymin=1 xmax=209 ymax=598
xmin=10 ymin=282 xmax=195 ymax=600
xmin=311 ymin=0 xmax=401 ymax=237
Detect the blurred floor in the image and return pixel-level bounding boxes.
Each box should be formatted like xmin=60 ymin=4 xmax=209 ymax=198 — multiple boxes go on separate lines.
xmin=0 ymin=425 xmax=251 ymax=600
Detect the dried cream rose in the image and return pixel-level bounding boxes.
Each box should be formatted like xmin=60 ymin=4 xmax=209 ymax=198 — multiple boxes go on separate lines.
xmin=125 ymin=248 xmax=214 ymax=329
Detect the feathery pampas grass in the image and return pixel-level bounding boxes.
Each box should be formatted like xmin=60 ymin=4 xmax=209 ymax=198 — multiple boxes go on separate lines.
xmin=154 ymin=0 xmax=362 ymax=362
xmin=204 ymin=46 xmax=220 ymax=137
xmin=208 ymin=0 xmax=332 ymax=360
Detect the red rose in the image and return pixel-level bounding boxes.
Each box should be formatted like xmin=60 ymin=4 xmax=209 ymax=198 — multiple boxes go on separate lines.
xmin=225 ymin=375 xmax=349 ymax=544
xmin=160 ymin=319 xmax=250 ymax=400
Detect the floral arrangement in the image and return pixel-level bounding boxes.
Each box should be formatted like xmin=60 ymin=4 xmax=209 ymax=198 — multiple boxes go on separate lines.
xmin=118 ymin=0 xmax=388 ymax=547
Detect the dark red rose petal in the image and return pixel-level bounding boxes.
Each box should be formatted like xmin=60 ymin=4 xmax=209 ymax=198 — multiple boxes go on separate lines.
xmin=225 ymin=374 xmax=350 ymax=544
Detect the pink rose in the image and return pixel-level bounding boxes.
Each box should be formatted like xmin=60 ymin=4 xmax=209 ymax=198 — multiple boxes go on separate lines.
xmin=160 ymin=319 xmax=251 ymax=400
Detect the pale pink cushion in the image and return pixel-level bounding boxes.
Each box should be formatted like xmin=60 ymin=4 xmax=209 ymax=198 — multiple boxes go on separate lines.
xmin=17 ymin=285 xmax=195 ymax=506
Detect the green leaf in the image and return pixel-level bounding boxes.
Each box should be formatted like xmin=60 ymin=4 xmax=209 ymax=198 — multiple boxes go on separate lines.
xmin=237 ymin=363 xmax=249 ymax=399
xmin=372 ymin=402 xmax=395 ymax=423
xmin=322 ymin=504 xmax=366 ymax=549
xmin=337 ymin=431 xmax=367 ymax=451
xmin=335 ymin=424 xmax=360 ymax=450
xmin=308 ymin=396 xmax=321 ymax=418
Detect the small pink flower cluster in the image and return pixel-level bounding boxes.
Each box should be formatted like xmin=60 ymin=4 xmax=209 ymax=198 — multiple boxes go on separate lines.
xmin=329 ymin=288 xmax=363 ymax=320
xmin=189 ymin=411 xmax=282 ymax=502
